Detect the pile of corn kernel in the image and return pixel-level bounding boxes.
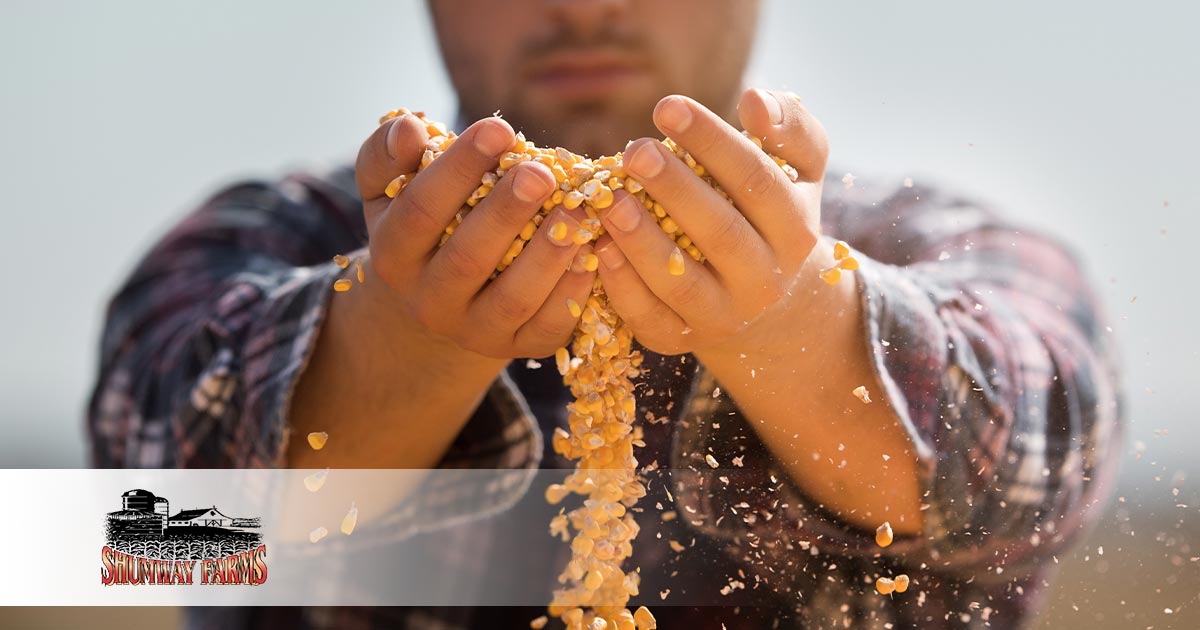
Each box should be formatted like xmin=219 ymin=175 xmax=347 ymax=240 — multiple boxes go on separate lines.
xmin=372 ymin=108 xmax=820 ymax=630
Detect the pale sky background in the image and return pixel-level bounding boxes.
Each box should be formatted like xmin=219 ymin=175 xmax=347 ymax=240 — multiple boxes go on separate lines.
xmin=1 ymin=1 xmax=1197 ymax=627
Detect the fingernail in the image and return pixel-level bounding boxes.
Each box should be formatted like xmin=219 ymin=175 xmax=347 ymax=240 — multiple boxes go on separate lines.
xmin=513 ymin=166 xmax=551 ymax=202
xmin=385 ymin=114 xmax=410 ymax=159
xmin=474 ymin=120 xmax=513 ymax=156
xmin=604 ymin=194 xmax=642 ymax=232
xmin=656 ymin=96 xmax=693 ymax=133
xmin=756 ymin=88 xmax=783 ymax=125
xmin=626 ymin=141 xmax=664 ymax=179
xmin=597 ymin=243 xmax=626 ymax=271
xmin=545 ymin=215 xmax=576 ymax=247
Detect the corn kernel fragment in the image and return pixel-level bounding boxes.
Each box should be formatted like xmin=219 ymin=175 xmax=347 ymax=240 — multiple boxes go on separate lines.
xmin=307 ymin=432 xmax=329 ymax=450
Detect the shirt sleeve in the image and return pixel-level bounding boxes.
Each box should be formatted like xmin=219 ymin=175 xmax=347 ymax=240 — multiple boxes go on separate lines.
xmin=669 ymin=175 xmax=1124 ymax=586
xmin=87 ymin=169 xmax=540 ymax=538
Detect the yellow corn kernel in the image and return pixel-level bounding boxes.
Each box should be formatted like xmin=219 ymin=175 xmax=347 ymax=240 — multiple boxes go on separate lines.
xmin=340 ymin=503 xmax=358 ymax=535
xmin=573 ymin=228 xmax=594 ymax=245
xmin=675 ymin=235 xmax=692 ymax=249
xmin=659 ymin=217 xmax=678 ymax=234
xmin=633 ymin=606 xmax=656 ymax=630
xmin=589 ymin=185 xmax=615 ymax=209
xmin=549 ymin=221 xmax=569 ymax=242
xmin=355 ymin=258 xmax=365 ymax=283
xmin=894 ymin=574 xmax=910 ymax=593
xmin=837 ymin=255 xmax=860 ymax=271
xmin=530 ymin=616 xmax=548 ymax=629
xmin=307 ymin=432 xmax=329 ymax=450
xmin=520 ymin=220 xmax=538 ymax=241
xmin=584 ymin=569 xmax=603 ymax=591
xmin=876 ymin=521 xmax=894 ymax=548
xmin=332 ymin=254 xmax=350 ymax=268
xmin=384 ymin=175 xmax=407 ymax=199
xmin=507 ymin=238 xmax=526 ymax=259
xmin=833 ymin=240 xmax=851 ymax=260
xmin=852 ymin=385 xmax=872 ymax=404
xmin=309 ymin=526 xmax=328 ymax=544
xmin=876 ymin=577 xmax=895 ymax=595
xmin=564 ymin=190 xmax=587 ymax=210
xmin=303 ymin=469 xmax=328 ymax=493
xmin=556 ymin=347 xmax=571 ymax=375
xmin=819 ymin=267 xmax=841 ymax=285
xmin=582 ymin=254 xmax=599 ymax=272
xmin=566 ymin=298 xmax=583 ymax=318
xmin=685 ymin=244 xmax=702 ymax=261
xmin=667 ymin=247 xmax=686 ymax=276
xmin=333 ymin=279 xmax=353 ymax=292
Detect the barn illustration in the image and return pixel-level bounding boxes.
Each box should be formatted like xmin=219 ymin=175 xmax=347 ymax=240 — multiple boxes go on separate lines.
xmin=105 ymin=489 xmax=262 ymax=560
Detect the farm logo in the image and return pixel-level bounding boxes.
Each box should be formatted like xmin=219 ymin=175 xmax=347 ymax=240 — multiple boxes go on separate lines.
xmin=101 ymin=488 xmax=267 ymax=585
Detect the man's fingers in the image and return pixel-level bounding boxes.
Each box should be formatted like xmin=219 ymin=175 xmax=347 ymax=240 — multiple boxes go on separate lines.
xmin=427 ymin=161 xmax=557 ymax=305
xmin=623 ymin=137 xmax=774 ymax=281
xmin=462 ymin=205 xmax=582 ymax=331
xmin=738 ymin=88 xmax=829 ymax=183
xmin=355 ymin=114 xmax=429 ymax=201
xmin=650 ymin=95 xmax=803 ymax=252
xmin=592 ymin=235 xmax=689 ymax=355
xmin=598 ymin=191 xmax=727 ymax=327
xmin=377 ymin=117 xmax=517 ymax=270
xmin=513 ymin=246 xmax=597 ymax=357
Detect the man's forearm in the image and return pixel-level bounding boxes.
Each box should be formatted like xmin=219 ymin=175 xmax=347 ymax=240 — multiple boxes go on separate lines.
xmin=288 ymin=259 xmax=509 ymax=470
xmin=694 ymin=238 xmax=923 ymax=535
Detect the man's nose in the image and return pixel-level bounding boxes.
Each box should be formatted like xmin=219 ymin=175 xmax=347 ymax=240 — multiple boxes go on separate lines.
xmin=545 ymin=0 xmax=632 ymax=41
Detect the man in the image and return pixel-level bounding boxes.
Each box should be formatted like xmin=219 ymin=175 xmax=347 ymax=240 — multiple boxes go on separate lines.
xmin=88 ymin=1 xmax=1122 ymax=628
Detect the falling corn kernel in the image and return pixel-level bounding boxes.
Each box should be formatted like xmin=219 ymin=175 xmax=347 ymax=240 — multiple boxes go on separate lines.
xmin=332 ymin=254 xmax=350 ymax=268
xmin=530 ymin=616 xmax=548 ymax=630
xmin=852 ymin=385 xmax=872 ymax=404
xmin=340 ymin=502 xmax=358 ymax=535
xmin=705 ymin=454 xmax=719 ymax=468
xmin=894 ymin=574 xmax=910 ymax=593
xmin=633 ymin=607 xmax=656 ymax=630
xmin=545 ymin=483 xmax=570 ymax=505
xmin=667 ymin=247 xmax=686 ymax=276
xmin=555 ymin=347 xmax=570 ymax=376
xmin=876 ymin=576 xmax=895 ymax=595
xmin=837 ymin=256 xmax=859 ymax=271
xmin=303 ymin=469 xmax=328 ymax=493
xmin=876 ymin=521 xmax=894 ymax=548
xmin=819 ymin=267 xmax=841 ymax=285
xmin=833 ymin=240 xmax=851 ymax=260
xmin=566 ymin=298 xmax=583 ymax=318
xmin=309 ymin=526 xmax=328 ymax=544
xmin=333 ymin=279 xmax=353 ymax=292
xmin=307 ymin=431 xmax=329 ymax=450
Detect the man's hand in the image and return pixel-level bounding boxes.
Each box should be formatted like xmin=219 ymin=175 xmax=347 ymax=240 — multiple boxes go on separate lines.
xmin=592 ymin=89 xmax=828 ymax=356
xmin=593 ymin=89 xmax=923 ymax=534
xmin=357 ymin=114 xmax=596 ymax=359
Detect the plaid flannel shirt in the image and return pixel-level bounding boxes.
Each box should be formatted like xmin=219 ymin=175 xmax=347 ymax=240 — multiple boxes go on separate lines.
xmin=88 ymin=163 xmax=1123 ymax=629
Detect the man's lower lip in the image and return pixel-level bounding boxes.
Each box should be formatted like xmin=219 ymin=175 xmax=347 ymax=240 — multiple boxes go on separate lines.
xmin=528 ymin=69 xmax=646 ymax=98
